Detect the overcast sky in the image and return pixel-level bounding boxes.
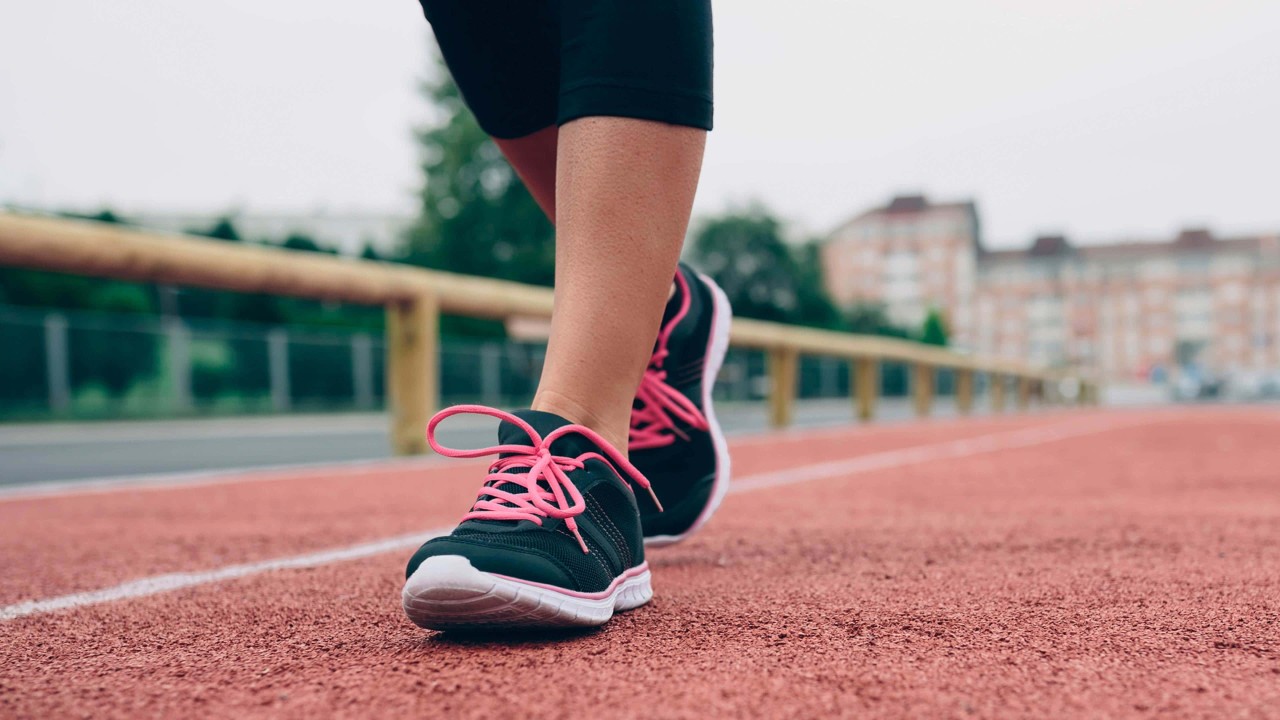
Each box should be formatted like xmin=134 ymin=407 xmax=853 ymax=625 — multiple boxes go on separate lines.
xmin=2 ymin=0 xmax=1277 ymax=249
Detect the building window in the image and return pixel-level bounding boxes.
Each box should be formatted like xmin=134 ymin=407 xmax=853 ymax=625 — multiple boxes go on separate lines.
xmin=1218 ymin=282 xmax=1245 ymax=304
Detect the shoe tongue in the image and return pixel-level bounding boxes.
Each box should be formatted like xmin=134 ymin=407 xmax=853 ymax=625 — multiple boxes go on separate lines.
xmin=654 ymin=263 xmax=700 ymax=354
xmin=498 ymin=409 xmax=606 ymax=459
xmin=460 ymin=410 xmax=607 ymax=532
xmin=659 ymin=270 xmax=687 ymax=330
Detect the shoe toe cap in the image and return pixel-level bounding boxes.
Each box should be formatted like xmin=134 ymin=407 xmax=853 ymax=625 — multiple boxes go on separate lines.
xmin=405 ymin=536 xmax=579 ymax=591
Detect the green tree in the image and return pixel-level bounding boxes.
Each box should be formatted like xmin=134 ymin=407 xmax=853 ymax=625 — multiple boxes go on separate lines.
xmin=405 ymin=55 xmax=554 ymax=288
xmin=58 ymin=209 xmax=128 ymax=225
xmin=282 ymin=233 xmax=334 ymax=255
xmin=688 ymin=204 xmax=845 ymax=330
xmin=688 ymin=205 xmax=799 ymax=324
xmin=359 ymin=242 xmax=382 ymax=262
xmin=920 ymin=308 xmax=949 ymax=346
xmin=845 ymin=302 xmax=910 ymax=338
xmin=197 ymin=216 xmax=242 ymax=242
xmin=792 ymin=240 xmax=843 ymax=329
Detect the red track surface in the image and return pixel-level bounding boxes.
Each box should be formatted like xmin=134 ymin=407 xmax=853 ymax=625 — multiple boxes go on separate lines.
xmin=2 ymin=408 xmax=1278 ymax=718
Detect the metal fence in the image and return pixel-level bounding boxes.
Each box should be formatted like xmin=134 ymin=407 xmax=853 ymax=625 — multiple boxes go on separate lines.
xmin=0 ymin=305 xmax=940 ymax=421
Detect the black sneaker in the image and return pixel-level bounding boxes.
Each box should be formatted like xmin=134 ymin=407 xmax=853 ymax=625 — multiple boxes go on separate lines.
xmin=402 ymin=405 xmax=658 ymax=631
xmin=630 ymin=263 xmax=732 ymax=546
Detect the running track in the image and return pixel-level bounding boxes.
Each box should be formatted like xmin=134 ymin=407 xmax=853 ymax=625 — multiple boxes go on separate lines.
xmin=2 ymin=407 xmax=1278 ymax=718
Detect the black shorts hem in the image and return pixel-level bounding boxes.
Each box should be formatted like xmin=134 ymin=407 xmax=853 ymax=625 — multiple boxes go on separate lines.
xmin=476 ymin=115 xmax=558 ymax=141
xmin=557 ymin=83 xmax=713 ymax=132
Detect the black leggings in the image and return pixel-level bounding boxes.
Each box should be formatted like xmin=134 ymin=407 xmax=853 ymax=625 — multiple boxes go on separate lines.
xmin=416 ymin=0 xmax=713 ymax=139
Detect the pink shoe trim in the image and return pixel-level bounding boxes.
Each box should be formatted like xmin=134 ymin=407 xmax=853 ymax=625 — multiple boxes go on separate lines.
xmin=490 ymin=562 xmax=650 ymax=600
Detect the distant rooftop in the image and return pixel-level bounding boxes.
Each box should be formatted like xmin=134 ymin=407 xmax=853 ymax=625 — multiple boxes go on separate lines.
xmin=1028 ymin=235 xmax=1072 ymax=257
xmin=875 ymin=194 xmax=975 ymax=217
xmin=885 ymin=195 xmax=929 ymax=214
xmin=832 ymin=194 xmax=979 ymax=232
xmin=982 ymin=227 xmax=1279 ymax=266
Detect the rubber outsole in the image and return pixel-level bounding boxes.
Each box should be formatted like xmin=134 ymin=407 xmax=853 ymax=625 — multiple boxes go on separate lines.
xmin=643 ymin=272 xmax=734 ymax=548
xmin=402 ymin=556 xmax=652 ymax=631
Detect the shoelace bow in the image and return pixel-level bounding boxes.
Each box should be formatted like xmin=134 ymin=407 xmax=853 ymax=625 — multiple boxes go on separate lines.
xmin=427 ymin=404 xmax=661 ymax=554
xmin=629 ymin=345 xmax=710 ymax=450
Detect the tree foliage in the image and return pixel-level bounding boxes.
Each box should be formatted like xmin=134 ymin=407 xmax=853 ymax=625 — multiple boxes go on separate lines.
xmin=791 ymin=241 xmax=844 ymax=330
xmin=686 ymin=202 xmax=938 ymax=345
xmin=688 ymin=206 xmax=806 ymax=325
xmin=845 ymin=302 xmax=910 ymax=338
xmin=404 ymin=55 xmax=554 ymax=288
xmin=920 ymin=308 xmax=949 ymax=346
xmin=689 ymin=205 xmax=874 ymax=334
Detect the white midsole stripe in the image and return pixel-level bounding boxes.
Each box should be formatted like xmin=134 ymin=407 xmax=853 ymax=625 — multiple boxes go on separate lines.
xmin=0 ymin=415 xmax=1148 ymax=622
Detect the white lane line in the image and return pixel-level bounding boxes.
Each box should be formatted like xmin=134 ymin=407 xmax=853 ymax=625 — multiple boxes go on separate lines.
xmin=0 ymin=415 xmax=1146 ymax=622
xmin=732 ymin=414 xmax=1145 ymax=493
xmin=0 ymin=530 xmax=451 ymax=622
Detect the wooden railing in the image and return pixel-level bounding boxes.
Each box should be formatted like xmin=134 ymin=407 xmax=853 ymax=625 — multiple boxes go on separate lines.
xmin=0 ymin=212 xmax=1096 ymax=453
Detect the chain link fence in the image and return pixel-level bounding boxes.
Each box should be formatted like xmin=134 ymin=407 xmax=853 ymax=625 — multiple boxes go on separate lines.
xmin=0 ymin=305 xmax=927 ymax=421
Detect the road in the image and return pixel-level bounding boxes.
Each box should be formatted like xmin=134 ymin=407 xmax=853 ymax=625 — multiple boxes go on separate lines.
xmin=0 ymin=398 xmax=967 ymax=487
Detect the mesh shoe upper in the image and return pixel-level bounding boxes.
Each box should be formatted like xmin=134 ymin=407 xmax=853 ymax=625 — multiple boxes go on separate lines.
xmin=405 ymin=408 xmax=649 ymax=594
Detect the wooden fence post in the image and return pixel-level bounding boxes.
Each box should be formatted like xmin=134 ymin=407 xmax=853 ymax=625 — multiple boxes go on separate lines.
xmin=387 ymin=293 xmax=439 ymax=455
xmin=768 ymin=347 xmax=799 ymax=428
xmin=912 ymin=363 xmax=934 ymax=418
xmin=853 ymin=357 xmax=878 ymax=422
xmin=956 ymin=369 xmax=974 ymax=415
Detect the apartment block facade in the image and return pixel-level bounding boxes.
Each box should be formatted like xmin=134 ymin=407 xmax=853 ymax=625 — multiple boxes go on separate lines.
xmin=822 ymin=196 xmax=1280 ymax=380
xmin=821 ymin=195 xmax=980 ymax=348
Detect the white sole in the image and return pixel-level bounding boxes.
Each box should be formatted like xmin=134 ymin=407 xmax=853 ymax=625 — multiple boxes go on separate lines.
xmin=402 ymin=555 xmax=653 ymax=631
xmin=644 ymin=272 xmax=733 ymax=548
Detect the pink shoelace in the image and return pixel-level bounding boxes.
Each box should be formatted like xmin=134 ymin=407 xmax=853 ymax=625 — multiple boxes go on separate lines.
xmin=426 ymin=404 xmax=661 ymax=554
xmin=629 ymin=348 xmax=710 ymax=450
xmin=629 ymin=272 xmax=710 ymax=451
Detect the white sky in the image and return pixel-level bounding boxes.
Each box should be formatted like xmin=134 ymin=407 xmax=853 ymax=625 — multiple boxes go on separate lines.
xmin=2 ymin=0 xmax=1278 ymax=249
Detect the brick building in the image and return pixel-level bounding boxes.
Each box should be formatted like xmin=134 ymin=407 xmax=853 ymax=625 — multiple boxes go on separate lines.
xmin=821 ymin=195 xmax=1280 ymax=380
xmin=979 ymin=229 xmax=1280 ymax=380
xmin=821 ymin=195 xmax=980 ymax=347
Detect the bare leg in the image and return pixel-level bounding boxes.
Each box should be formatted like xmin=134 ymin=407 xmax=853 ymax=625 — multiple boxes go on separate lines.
xmin=496 ymin=127 xmax=678 ymax=305
xmin=494 ymin=126 xmax=558 ymax=221
xmin=530 ymin=117 xmax=706 ymax=453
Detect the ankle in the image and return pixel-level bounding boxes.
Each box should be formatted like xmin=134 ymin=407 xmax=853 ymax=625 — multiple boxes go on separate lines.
xmin=531 ymin=389 xmax=630 ymax=456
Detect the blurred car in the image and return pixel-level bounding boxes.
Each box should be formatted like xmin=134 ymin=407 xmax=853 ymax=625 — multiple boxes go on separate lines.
xmin=1172 ymin=365 xmax=1224 ymax=401
xmin=1261 ymin=372 xmax=1280 ymax=399
xmin=1226 ymin=370 xmax=1280 ymax=401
